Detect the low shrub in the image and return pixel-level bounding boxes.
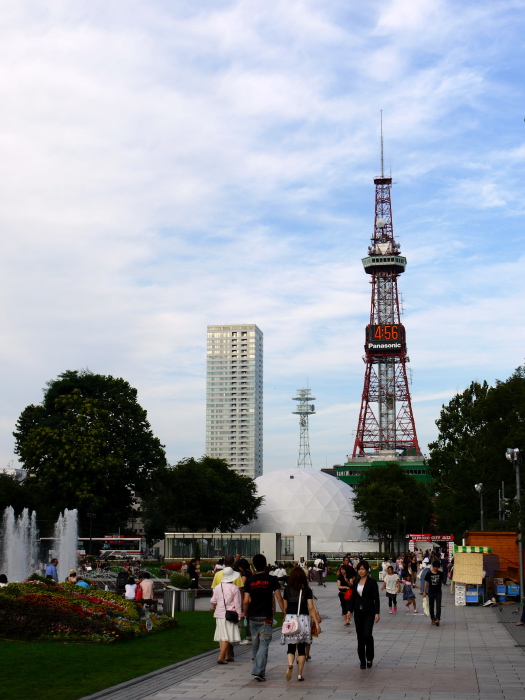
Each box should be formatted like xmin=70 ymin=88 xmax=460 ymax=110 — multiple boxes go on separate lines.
xmin=169 ymin=573 xmax=191 ymax=589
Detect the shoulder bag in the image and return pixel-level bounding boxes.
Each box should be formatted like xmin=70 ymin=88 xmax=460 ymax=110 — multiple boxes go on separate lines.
xmin=282 ymin=586 xmax=303 ymax=635
xmin=221 ymin=584 xmax=239 ymax=624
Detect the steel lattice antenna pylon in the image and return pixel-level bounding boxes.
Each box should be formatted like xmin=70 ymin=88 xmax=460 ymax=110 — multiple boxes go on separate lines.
xmin=352 ymin=119 xmax=421 ymax=458
xmin=292 ymin=388 xmax=316 ymax=468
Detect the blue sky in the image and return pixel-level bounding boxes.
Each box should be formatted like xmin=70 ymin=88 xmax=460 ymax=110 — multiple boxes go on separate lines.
xmin=1 ymin=0 xmax=524 ymax=474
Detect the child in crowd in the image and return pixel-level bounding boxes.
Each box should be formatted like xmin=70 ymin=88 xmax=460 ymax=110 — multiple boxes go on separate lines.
xmin=400 ymin=573 xmax=419 ymax=612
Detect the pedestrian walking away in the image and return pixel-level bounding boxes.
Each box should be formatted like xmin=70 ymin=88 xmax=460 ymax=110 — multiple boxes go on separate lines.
xmin=348 ymin=560 xmax=380 ymax=669
xmin=381 ymin=565 xmax=400 ymax=613
xmin=237 ymin=558 xmax=253 ymax=645
xmin=281 ymin=567 xmax=321 ymax=682
xmin=243 ymin=553 xmax=285 ymax=682
xmin=210 ymin=567 xmax=243 ymax=663
xmin=424 ymin=560 xmax=444 ymax=626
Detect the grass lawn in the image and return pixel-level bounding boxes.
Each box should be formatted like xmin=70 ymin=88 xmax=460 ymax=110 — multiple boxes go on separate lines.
xmin=0 ymin=611 xmax=217 ymax=700
xmin=0 ymin=611 xmax=285 ymax=700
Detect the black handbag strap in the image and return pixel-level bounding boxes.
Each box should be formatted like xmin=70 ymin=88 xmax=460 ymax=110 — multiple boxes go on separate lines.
xmin=220 ymin=583 xmax=232 ymax=612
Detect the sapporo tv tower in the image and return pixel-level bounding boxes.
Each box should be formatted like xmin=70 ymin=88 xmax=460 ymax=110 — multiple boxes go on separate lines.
xmin=335 ymin=122 xmax=429 ymax=489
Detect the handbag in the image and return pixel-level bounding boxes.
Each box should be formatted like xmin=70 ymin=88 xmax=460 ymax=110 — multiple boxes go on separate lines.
xmin=344 ymin=588 xmax=353 ymax=600
xmin=282 ymin=587 xmax=303 ymax=635
xmin=135 ymin=586 xmax=143 ymax=601
xmin=221 ymin=584 xmax=239 ymax=624
xmin=423 ymin=596 xmax=430 ymax=617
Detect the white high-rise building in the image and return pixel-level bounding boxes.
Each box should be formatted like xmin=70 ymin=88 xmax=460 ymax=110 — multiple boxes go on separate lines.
xmin=206 ymin=324 xmax=263 ymax=479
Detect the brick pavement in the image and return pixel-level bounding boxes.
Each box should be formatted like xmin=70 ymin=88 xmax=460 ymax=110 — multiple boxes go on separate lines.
xmin=81 ymin=582 xmax=525 ymax=700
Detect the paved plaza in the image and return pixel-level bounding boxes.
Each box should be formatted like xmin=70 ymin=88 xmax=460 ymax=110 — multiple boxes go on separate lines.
xmin=82 ymin=582 xmax=525 ymax=700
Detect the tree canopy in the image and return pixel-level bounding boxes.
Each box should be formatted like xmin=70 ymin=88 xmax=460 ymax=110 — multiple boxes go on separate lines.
xmin=141 ymin=456 xmax=263 ymax=543
xmin=352 ymin=463 xmax=433 ymax=553
xmin=13 ymin=370 xmax=167 ymax=534
xmin=428 ymin=366 xmax=525 ymax=538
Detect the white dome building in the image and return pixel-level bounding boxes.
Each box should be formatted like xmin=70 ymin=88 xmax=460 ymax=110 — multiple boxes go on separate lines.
xmin=242 ymin=469 xmax=374 ymax=552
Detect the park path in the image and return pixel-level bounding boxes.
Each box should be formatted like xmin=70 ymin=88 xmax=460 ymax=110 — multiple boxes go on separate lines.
xmin=81 ymin=582 xmax=525 ymax=700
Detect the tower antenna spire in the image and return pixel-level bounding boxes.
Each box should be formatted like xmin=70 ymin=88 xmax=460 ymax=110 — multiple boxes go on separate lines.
xmin=380 ymin=110 xmax=384 ymax=178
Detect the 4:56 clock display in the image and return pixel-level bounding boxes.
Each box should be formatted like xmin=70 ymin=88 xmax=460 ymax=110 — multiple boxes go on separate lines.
xmin=366 ymin=323 xmax=406 ymax=351
xmin=369 ymin=324 xmax=401 ymax=340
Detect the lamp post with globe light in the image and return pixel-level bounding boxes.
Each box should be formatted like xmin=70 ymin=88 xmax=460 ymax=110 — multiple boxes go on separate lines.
xmin=474 ymin=483 xmax=484 ymax=531
xmin=505 ymin=448 xmax=523 ymax=605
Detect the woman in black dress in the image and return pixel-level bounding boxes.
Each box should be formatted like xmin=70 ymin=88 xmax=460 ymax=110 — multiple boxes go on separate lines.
xmin=348 ymin=560 xmax=380 ymax=669
xmin=337 ymin=557 xmax=355 ymax=626
xmin=188 ymin=558 xmax=200 ymax=598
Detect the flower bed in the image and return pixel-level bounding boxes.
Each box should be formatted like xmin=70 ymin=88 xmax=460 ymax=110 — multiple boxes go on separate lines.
xmin=0 ymin=580 xmax=177 ymax=643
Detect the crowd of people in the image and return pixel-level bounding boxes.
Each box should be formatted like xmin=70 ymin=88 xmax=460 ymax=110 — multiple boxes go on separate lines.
xmin=205 ymin=548 xmax=451 ymax=682
xmin=209 ymin=553 xmax=322 ymax=682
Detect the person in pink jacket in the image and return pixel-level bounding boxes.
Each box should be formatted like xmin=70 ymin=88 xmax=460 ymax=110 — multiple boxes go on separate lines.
xmin=210 ymin=567 xmax=244 ymax=664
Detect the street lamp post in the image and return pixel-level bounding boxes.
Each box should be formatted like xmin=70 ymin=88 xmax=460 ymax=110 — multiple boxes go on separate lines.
xmin=475 ymin=483 xmax=484 ymax=531
xmin=506 ymin=448 xmax=524 ymax=606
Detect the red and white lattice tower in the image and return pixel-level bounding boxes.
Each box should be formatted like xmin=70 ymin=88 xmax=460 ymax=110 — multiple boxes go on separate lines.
xmin=352 ymin=131 xmax=421 ymax=458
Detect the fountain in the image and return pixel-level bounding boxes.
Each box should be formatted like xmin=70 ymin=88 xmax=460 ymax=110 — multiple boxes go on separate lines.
xmin=53 ymin=509 xmax=78 ymax=582
xmin=0 ymin=506 xmax=78 ymax=583
xmin=0 ymin=506 xmax=39 ymax=582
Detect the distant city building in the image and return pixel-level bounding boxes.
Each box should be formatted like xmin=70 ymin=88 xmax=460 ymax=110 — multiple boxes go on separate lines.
xmin=206 ymin=324 xmax=263 ymax=479
xmin=1 ymin=464 xmax=26 ymax=481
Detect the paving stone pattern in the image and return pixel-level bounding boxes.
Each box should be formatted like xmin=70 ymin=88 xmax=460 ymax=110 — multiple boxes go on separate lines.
xmin=81 ymin=582 xmax=525 ymax=700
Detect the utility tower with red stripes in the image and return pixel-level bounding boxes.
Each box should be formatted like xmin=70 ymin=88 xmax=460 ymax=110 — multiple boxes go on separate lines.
xmin=352 ymin=130 xmax=421 ymax=459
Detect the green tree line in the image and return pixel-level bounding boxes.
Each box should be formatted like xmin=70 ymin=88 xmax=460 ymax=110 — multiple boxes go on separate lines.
xmin=5 ymin=369 xmax=261 ymax=542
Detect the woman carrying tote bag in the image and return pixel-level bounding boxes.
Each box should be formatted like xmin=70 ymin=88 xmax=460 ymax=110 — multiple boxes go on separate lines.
xmin=210 ymin=567 xmax=243 ymax=664
xmin=280 ymin=567 xmax=321 ymax=682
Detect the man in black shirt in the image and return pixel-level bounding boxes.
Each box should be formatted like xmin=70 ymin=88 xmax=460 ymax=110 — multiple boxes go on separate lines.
xmin=243 ymin=553 xmax=285 ymax=682
xmin=423 ymin=560 xmax=444 ymax=626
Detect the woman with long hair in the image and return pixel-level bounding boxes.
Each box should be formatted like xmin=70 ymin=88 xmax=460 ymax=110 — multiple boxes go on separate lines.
xmin=348 ymin=560 xmax=380 ymax=669
xmin=280 ymin=566 xmax=321 ymax=682
xmin=337 ymin=557 xmax=355 ymax=626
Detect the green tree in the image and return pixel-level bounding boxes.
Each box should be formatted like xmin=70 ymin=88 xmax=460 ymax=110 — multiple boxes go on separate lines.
xmin=0 ymin=474 xmax=27 ymax=515
xmin=13 ymin=370 xmax=167 ymax=534
xmin=428 ymin=366 xmax=525 ymax=538
xmin=141 ymin=456 xmax=263 ymax=543
xmin=352 ymin=463 xmax=433 ymax=554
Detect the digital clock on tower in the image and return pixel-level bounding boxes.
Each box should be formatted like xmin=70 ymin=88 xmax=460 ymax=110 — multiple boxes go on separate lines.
xmin=369 ymin=324 xmax=400 ymax=341
xmin=367 ymin=323 xmax=405 ymax=351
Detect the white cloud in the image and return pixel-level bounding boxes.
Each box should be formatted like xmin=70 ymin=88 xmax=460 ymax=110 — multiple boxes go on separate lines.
xmin=1 ymin=0 xmax=524 ymax=476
